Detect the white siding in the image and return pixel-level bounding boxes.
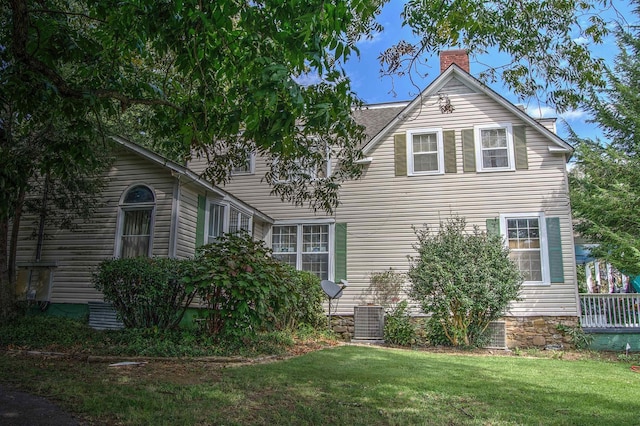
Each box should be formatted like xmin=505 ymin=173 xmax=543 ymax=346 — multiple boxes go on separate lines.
xmin=189 ymin=89 xmax=578 ymax=317
xmin=175 ymin=183 xmax=200 ymax=259
xmin=15 ymin=148 xmax=177 ymax=303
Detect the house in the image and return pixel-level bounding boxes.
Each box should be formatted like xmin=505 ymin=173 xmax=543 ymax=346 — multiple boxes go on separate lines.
xmin=14 ymin=137 xmax=273 ymax=319
xmin=188 ymin=50 xmax=579 ymax=348
xmin=15 ymin=50 xmax=579 ymax=348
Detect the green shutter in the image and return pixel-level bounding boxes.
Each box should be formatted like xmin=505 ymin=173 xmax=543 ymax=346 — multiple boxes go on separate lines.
xmin=546 ymin=217 xmax=564 ymax=283
xmin=486 ymin=218 xmax=500 ymax=236
xmin=195 ymin=195 xmax=206 ymax=248
xmin=462 ymin=128 xmax=476 ymax=172
xmin=443 ymin=130 xmax=457 ymax=173
xmin=334 ymin=223 xmax=347 ymax=283
xmin=513 ymin=126 xmax=528 ymax=170
xmin=394 ymin=133 xmax=407 ymax=176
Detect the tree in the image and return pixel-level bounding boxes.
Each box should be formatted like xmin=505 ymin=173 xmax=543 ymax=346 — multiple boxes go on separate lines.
xmin=569 ymin=1 xmax=640 ymax=276
xmin=407 ymin=217 xmax=523 ymax=347
xmin=380 ymin=0 xmax=612 ymax=111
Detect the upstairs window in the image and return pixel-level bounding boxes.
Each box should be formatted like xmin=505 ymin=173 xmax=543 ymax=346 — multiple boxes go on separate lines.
xmin=475 ymin=124 xmax=515 ymax=171
xmin=231 ymin=152 xmax=255 ymax=175
xmin=407 ymin=129 xmax=444 ymax=175
xmin=117 ymin=185 xmax=155 ymax=258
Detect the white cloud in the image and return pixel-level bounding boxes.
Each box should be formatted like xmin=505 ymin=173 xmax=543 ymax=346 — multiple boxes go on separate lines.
xmin=525 ymin=106 xmax=589 ymax=121
xmin=573 ymin=36 xmax=589 ymax=45
xmin=356 ymin=31 xmax=383 ymax=46
xmin=560 ymin=109 xmax=589 ymax=121
xmin=293 ymin=73 xmax=323 ymax=86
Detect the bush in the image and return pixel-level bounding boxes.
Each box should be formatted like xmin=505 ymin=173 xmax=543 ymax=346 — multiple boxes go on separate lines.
xmin=383 ymin=301 xmax=416 ymax=346
xmin=284 ymin=269 xmax=326 ymax=329
xmin=93 ymin=257 xmax=195 ymax=329
xmin=360 ymin=268 xmax=405 ymax=310
xmin=408 ymin=216 xmax=523 ymax=347
xmin=183 ymin=232 xmax=298 ymax=340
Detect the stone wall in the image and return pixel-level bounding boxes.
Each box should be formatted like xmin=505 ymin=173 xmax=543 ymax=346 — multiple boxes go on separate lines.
xmin=505 ymin=316 xmax=579 ymax=349
xmin=329 ymin=314 xmax=580 ymax=349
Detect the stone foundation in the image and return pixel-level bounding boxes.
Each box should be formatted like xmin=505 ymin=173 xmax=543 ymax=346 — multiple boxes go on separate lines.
xmin=329 ymin=314 xmax=580 ymax=349
xmin=505 ymin=316 xmax=579 ymax=349
xmin=329 ymin=315 xmax=355 ymax=340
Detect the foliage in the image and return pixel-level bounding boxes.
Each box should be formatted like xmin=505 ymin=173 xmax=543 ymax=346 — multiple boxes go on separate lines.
xmin=576 ymin=263 xmax=588 ymax=294
xmin=184 ymin=232 xmax=298 ymax=340
xmin=286 ymin=269 xmax=326 ymax=329
xmin=556 ymin=323 xmax=594 ymax=350
xmin=407 ymin=216 xmax=523 ymax=347
xmin=0 ymin=314 xmax=312 ymax=357
xmin=569 ymin=3 xmax=640 ymax=276
xmin=383 ymin=301 xmax=416 ymax=346
xmin=92 ymin=257 xmax=195 ymax=329
xmin=360 ymin=268 xmax=405 ymax=310
xmin=382 ymin=0 xmax=611 ymax=111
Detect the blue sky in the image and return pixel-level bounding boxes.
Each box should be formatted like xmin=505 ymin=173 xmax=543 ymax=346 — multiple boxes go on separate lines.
xmin=343 ymin=0 xmax=633 ymax=141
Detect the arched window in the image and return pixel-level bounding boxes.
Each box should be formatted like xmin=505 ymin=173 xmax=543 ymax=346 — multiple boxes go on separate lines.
xmin=117 ymin=185 xmax=155 ymax=258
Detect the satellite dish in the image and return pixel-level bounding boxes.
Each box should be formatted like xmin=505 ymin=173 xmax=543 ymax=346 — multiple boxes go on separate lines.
xmin=320 ymin=280 xmax=348 ymax=330
xmin=321 ymin=280 xmax=344 ymax=299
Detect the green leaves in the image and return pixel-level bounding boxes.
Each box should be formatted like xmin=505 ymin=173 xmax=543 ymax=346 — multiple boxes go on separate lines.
xmin=407 ymin=216 xmax=523 ymax=347
xmin=385 ymin=0 xmax=611 ymax=111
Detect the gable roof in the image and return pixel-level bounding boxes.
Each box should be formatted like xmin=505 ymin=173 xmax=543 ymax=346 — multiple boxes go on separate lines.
xmin=359 ymin=65 xmax=573 ymax=156
xmin=111 ymin=136 xmax=273 ymax=224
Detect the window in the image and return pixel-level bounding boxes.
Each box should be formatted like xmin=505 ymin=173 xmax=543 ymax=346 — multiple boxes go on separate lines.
xmin=500 ymin=213 xmax=550 ymax=285
xmin=207 ymin=203 xmax=225 ymax=243
xmin=117 ymin=185 xmax=155 ymax=258
xmin=407 ymin=129 xmax=444 ymax=175
xmin=272 ymin=143 xmax=331 ymax=183
xmin=272 ymin=223 xmax=332 ymax=280
xmin=231 ymin=152 xmax=255 ymax=175
xmin=205 ymin=201 xmax=252 ymax=244
xmin=475 ymin=124 xmax=515 ymax=171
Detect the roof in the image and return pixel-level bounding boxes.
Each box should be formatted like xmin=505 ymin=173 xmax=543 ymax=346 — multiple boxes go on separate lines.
xmin=359 ymin=65 xmax=574 ymax=157
xmin=111 ymin=136 xmax=273 ymax=224
xmin=352 ymin=103 xmax=406 ymax=148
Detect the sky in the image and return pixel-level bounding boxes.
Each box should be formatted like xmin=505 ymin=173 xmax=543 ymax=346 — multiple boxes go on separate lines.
xmin=342 ymin=0 xmax=634 ymax=141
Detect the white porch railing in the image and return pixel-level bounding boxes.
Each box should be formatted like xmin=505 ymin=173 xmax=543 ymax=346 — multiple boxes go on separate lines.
xmin=579 ymin=294 xmax=640 ymax=328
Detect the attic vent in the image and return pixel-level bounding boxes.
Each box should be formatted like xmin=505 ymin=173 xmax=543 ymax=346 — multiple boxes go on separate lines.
xmin=484 ymin=321 xmax=507 ymax=349
xmin=88 ymin=302 xmax=124 ymax=330
xmin=353 ymin=306 xmax=384 ymax=340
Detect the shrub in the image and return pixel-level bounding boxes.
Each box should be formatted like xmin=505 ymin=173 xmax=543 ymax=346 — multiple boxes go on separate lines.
xmin=92 ymin=257 xmax=195 ymax=329
xmin=408 ymin=216 xmax=523 ymax=347
xmin=383 ymin=301 xmax=416 ymax=346
xmin=284 ymin=269 xmax=326 ymax=329
xmin=360 ymin=268 xmax=405 ymax=310
xmin=183 ymin=231 xmax=298 ymax=340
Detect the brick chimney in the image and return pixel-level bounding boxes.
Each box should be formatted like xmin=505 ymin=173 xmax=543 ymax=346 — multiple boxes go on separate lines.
xmin=440 ymin=50 xmax=470 ymax=73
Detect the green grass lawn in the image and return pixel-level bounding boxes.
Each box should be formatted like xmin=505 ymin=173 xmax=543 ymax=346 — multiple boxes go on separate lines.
xmin=1 ymin=345 xmax=639 ymax=425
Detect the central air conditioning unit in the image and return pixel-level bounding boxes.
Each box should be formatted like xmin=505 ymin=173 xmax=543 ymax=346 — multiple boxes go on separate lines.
xmin=353 ymin=306 xmax=385 ymax=340
xmin=484 ymin=321 xmax=507 ymax=349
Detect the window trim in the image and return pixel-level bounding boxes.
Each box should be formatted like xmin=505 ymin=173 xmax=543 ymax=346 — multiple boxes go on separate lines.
xmin=271 ymin=221 xmax=334 ymax=281
xmin=475 ymin=123 xmax=516 ymax=172
xmin=114 ymin=184 xmax=156 ymax=258
xmin=499 ymin=212 xmax=550 ymax=286
xmin=406 ymin=128 xmax=444 ymax=175
xmin=230 ymin=152 xmax=256 ymax=176
xmin=203 ymin=198 xmax=253 ymax=244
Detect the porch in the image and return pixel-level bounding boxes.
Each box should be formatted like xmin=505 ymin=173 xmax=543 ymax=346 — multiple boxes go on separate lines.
xmin=579 ymin=293 xmax=640 ymax=329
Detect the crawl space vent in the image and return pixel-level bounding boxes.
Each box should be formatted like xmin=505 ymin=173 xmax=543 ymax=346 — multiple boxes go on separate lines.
xmin=484 ymin=321 xmax=507 ymax=349
xmin=353 ymin=306 xmax=384 ymax=340
xmin=88 ymin=302 xmax=124 ymax=330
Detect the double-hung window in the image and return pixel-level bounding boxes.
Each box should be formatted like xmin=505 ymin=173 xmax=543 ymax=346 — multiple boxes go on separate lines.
xmin=231 ymin=152 xmax=255 ymax=175
xmin=475 ymin=123 xmax=515 ymax=171
xmin=272 ymin=223 xmax=332 ymax=280
xmin=407 ymin=129 xmax=444 ymax=175
xmin=500 ymin=213 xmax=550 ymax=285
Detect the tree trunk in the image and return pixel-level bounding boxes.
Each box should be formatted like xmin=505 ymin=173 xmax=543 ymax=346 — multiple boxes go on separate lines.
xmin=0 ymin=217 xmax=17 ymax=323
